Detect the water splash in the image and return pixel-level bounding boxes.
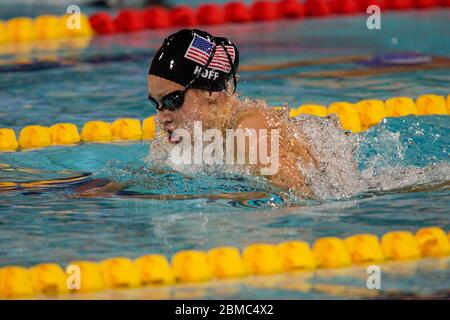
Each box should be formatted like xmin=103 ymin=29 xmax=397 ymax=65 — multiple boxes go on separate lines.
xmin=356 ymin=115 xmax=450 ymax=194
xmin=292 ymin=114 xmax=367 ymax=200
xmin=145 ymin=110 xmax=449 ymax=203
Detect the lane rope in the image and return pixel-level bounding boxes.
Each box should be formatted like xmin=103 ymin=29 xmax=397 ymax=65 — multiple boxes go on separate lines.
xmin=1 ymin=93 xmax=449 ymax=152
xmin=0 ymin=226 xmax=448 ymax=298
xmin=1 ymin=1 xmax=449 ymax=42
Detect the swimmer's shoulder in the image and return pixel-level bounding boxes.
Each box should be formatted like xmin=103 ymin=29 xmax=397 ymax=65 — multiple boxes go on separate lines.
xmin=236 ymin=112 xmax=268 ymax=130
xmin=234 ymin=99 xmax=275 ymax=130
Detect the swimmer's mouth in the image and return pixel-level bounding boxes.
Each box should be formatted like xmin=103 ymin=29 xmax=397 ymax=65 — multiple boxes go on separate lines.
xmin=166 ymin=129 xmax=181 ymax=144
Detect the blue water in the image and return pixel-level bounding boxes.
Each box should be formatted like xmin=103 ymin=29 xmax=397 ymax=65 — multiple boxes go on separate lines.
xmin=1 ymin=10 xmax=450 ymax=299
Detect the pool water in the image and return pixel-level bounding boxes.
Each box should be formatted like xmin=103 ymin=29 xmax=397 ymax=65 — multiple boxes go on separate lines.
xmin=1 ymin=9 xmax=449 ymax=299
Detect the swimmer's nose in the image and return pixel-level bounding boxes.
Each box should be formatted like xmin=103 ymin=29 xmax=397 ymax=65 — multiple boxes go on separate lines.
xmin=157 ymin=109 xmax=174 ymax=125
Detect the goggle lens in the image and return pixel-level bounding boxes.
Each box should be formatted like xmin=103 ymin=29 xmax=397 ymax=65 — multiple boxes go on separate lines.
xmin=150 ymin=90 xmax=185 ymax=112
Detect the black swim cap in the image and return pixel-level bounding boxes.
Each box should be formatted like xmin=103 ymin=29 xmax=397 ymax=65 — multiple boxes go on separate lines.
xmin=149 ymin=29 xmax=239 ymax=92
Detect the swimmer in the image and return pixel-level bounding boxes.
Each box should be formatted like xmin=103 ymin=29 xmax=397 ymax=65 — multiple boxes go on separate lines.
xmin=147 ymin=29 xmax=345 ymax=198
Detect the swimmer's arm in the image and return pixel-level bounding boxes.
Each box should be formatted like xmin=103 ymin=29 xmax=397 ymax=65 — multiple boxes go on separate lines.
xmin=72 ymin=178 xmax=271 ymax=201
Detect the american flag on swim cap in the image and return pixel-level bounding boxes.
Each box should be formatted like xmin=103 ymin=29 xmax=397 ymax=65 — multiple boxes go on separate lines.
xmin=184 ymin=34 xmax=236 ymax=73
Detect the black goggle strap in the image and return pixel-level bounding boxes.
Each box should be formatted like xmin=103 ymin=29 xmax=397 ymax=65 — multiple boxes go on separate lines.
xmin=219 ymin=43 xmax=237 ymax=94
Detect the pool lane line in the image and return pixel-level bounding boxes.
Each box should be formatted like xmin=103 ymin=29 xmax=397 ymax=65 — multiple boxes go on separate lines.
xmin=245 ymin=56 xmax=450 ymax=80
xmin=0 ymin=226 xmax=448 ymax=299
xmin=240 ymin=52 xmax=440 ymax=72
xmin=0 ymin=93 xmax=449 ymax=152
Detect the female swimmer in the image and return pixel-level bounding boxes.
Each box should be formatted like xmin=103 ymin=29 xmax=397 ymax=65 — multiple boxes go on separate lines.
xmin=146 ymin=29 xmax=359 ymax=199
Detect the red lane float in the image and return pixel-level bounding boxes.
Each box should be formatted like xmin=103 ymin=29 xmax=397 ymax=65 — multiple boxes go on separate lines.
xmin=365 ymin=0 xmax=390 ymax=10
xmin=197 ymin=4 xmax=225 ymax=25
xmin=89 ymin=12 xmax=116 ymax=35
xmin=413 ymin=0 xmax=438 ymax=8
xmin=304 ymin=0 xmax=332 ymax=16
xmin=278 ymin=0 xmax=305 ymax=18
xmin=114 ymin=9 xmax=146 ymax=32
xmin=170 ymin=6 xmax=197 ymax=27
xmin=84 ymin=0 xmax=449 ymax=36
xmin=224 ymin=2 xmax=252 ymax=23
xmin=390 ymin=0 xmax=414 ymax=9
xmin=142 ymin=6 xmax=171 ymax=29
xmin=251 ymin=1 xmax=280 ymax=21
xmin=330 ymin=0 xmax=362 ymax=14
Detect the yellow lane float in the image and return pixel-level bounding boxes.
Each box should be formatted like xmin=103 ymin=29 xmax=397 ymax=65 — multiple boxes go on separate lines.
xmin=415 ymin=227 xmax=450 ymax=257
xmin=0 ymin=266 xmax=35 ymax=299
xmin=172 ymin=250 xmax=213 ymax=283
xmin=67 ymin=261 xmax=105 ymax=293
xmin=6 ymin=17 xmax=36 ymax=42
xmin=344 ymin=234 xmax=384 ymax=264
xmin=0 ymin=129 xmax=19 ymax=151
xmin=355 ymin=99 xmax=386 ymax=130
xmin=276 ymin=240 xmax=316 ymax=271
xmin=415 ymin=94 xmax=447 ymax=115
xmin=99 ymin=257 xmax=141 ymax=289
xmin=18 ymin=125 xmax=51 ymax=149
xmin=0 ymin=20 xmax=10 ymax=43
xmin=328 ymin=102 xmax=362 ymax=132
xmin=111 ymin=118 xmax=142 ymax=141
xmin=49 ymin=123 xmax=80 ymax=145
xmin=135 ymin=254 xmax=175 ymax=285
xmin=207 ymin=247 xmax=248 ymax=279
xmin=243 ymin=244 xmax=283 ymax=275
xmin=381 ymin=231 xmax=421 ymax=260
xmin=385 ymin=97 xmax=419 ymax=117
xmin=312 ymin=237 xmax=352 ymax=268
xmin=29 ymin=263 xmax=69 ymax=296
xmin=81 ymin=121 xmax=112 ymax=142
xmin=34 ymin=15 xmax=64 ymax=40
xmin=0 ymin=227 xmax=448 ymax=299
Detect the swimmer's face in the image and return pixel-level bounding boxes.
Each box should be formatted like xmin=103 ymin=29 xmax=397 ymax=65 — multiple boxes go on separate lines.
xmin=148 ymin=75 xmax=216 ymax=144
